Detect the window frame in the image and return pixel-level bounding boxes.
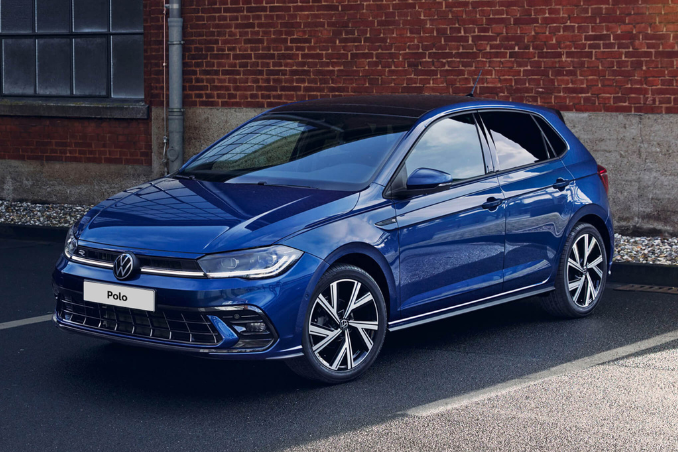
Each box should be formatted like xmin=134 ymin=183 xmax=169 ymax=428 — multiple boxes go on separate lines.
xmin=0 ymin=0 xmax=144 ymax=101
xmin=384 ymin=110 xmax=496 ymax=199
xmin=476 ymin=108 xmax=571 ymax=176
xmin=532 ymin=114 xmax=569 ymax=158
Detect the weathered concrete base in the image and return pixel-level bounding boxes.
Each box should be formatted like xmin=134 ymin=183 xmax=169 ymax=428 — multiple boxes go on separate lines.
xmin=1 ymin=107 xmax=677 ymax=236
xmin=0 ymin=160 xmax=151 ymax=205
xmin=564 ymin=112 xmax=678 ymax=236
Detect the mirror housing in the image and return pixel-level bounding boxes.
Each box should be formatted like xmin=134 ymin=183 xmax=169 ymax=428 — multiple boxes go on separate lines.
xmin=406 ymin=168 xmax=454 ymax=190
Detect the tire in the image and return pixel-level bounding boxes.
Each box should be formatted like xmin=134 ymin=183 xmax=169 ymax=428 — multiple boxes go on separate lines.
xmin=541 ymin=223 xmax=608 ymax=318
xmin=286 ymin=264 xmax=387 ymax=384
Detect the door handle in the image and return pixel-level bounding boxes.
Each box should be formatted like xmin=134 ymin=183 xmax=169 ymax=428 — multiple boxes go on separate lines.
xmin=553 ymin=178 xmax=571 ymax=191
xmin=482 ymin=197 xmax=503 ymax=211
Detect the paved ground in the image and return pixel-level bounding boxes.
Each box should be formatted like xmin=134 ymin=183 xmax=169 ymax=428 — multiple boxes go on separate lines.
xmin=1 ymin=237 xmax=677 ymax=451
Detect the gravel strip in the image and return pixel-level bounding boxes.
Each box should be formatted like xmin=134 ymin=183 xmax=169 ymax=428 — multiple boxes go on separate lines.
xmin=613 ymin=234 xmax=678 ymax=266
xmin=0 ymin=201 xmax=676 ymax=266
xmin=0 ymin=200 xmax=92 ymax=228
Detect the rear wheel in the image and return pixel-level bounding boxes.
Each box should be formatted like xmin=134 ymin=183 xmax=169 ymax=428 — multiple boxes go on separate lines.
xmin=541 ymin=223 xmax=608 ymax=318
xmin=286 ymin=264 xmax=387 ymax=384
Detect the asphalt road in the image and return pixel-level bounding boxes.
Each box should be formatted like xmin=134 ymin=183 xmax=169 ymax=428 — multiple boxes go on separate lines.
xmin=1 ymin=237 xmax=677 ymax=451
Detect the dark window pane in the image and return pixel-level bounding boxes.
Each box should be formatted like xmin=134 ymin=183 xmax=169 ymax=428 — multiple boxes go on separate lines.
xmin=1 ymin=0 xmax=33 ymax=33
xmin=36 ymin=0 xmax=70 ymax=32
xmin=74 ymin=37 xmax=107 ymax=96
xmin=405 ymin=114 xmax=485 ymax=181
xmin=37 ymin=39 xmax=71 ymax=95
xmin=111 ymin=0 xmax=143 ymax=32
xmin=481 ymin=112 xmax=550 ymax=171
xmin=111 ymin=35 xmax=144 ymax=98
xmin=73 ymin=0 xmax=108 ymax=32
xmin=2 ymin=38 xmax=35 ymax=95
xmin=534 ymin=116 xmax=568 ymax=157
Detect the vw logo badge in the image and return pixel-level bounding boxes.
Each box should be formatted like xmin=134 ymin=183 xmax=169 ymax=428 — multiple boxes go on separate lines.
xmin=113 ymin=252 xmax=137 ymax=280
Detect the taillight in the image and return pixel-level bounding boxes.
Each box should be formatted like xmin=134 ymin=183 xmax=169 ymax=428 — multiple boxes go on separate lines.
xmin=597 ymin=165 xmax=609 ymax=194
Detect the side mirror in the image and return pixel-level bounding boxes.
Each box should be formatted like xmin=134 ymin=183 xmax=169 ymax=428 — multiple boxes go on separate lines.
xmin=406 ymin=168 xmax=454 ymax=190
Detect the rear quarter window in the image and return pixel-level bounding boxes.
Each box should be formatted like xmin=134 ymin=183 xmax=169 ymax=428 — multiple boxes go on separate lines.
xmin=533 ymin=116 xmax=568 ymax=157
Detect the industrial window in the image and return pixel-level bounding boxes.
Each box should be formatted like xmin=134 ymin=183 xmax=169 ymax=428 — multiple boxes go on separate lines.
xmin=0 ymin=0 xmax=144 ymax=99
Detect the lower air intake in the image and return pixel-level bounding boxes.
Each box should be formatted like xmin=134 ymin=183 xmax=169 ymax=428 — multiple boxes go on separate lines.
xmin=58 ymin=295 xmax=222 ymax=346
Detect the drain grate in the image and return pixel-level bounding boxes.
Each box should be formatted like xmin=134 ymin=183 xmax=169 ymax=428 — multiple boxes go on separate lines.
xmin=616 ymin=284 xmax=678 ymax=295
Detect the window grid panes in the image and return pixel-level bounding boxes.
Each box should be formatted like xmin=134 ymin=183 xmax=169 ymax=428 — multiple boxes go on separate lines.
xmin=0 ymin=0 xmax=143 ymax=99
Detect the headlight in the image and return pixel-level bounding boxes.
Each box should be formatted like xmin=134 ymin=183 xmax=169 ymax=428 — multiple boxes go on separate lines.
xmin=64 ymin=226 xmax=78 ymax=258
xmin=198 ymin=245 xmax=303 ymax=279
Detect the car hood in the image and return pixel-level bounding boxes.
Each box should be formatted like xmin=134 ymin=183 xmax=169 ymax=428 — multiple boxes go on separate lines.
xmin=79 ymin=178 xmax=359 ymax=254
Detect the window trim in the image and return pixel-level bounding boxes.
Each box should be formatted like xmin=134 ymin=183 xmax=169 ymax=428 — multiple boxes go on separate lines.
xmin=383 ymin=110 xmax=494 ymax=199
xmin=0 ymin=97 xmax=148 ymax=119
xmin=531 ymin=114 xmax=569 ymax=158
xmin=475 ymin=108 xmax=571 ymax=177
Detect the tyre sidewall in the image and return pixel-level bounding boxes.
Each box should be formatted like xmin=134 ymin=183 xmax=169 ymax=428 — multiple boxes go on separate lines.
xmin=560 ymin=224 xmax=608 ymax=316
xmin=300 ymin=265 xmax=387 ymax=383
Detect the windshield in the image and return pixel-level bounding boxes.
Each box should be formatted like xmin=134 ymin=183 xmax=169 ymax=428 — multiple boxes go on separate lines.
xmin=179 ymin=112 xmax=416 ymax=191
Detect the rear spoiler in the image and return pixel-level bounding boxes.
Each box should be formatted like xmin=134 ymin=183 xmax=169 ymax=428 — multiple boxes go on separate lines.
xmin=550 ymin=108 xmax=566 ymax=124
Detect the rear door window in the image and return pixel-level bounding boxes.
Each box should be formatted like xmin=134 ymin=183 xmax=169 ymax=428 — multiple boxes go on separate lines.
xmin=480 ymin=111 xmax=550 ymax=171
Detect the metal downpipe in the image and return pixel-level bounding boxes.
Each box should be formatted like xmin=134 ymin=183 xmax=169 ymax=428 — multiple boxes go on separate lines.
xmin=167 ymin=0 xmax=184 ymax=174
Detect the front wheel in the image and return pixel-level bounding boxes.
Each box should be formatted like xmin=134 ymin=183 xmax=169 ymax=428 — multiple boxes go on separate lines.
xmin=541 ymin=223 xmax=608 ymax=318
xmin=286 ymin=264 xmax=387 ymax=384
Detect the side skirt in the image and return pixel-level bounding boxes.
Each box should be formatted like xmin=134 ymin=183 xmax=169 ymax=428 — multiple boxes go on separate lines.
xmin=388 ymin=284 xmax=554 ymax=331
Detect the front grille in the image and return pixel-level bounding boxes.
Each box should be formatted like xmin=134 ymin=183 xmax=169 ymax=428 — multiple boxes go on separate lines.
xmin=74 ymin=246 xmax=202 ymax=273
xmin=138 ymin=256 xmax=202 ymax=272
xmin=58 ymin=295 xmax=222 ymax=346
xmin=77 ymin=247 xmax=120 ymax=264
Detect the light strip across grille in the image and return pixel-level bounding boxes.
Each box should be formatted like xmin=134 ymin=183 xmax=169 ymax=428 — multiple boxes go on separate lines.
xmin=70 ymin=246 xmax=206 ymax=278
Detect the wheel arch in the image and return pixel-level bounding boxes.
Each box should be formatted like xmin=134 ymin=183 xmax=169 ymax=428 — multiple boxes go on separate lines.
xmin=576 ymin=214 xmax=612 ymax=262
xmin=561 ymin=204 xmax=613 ymax=266
xmin=314 ymin=243 xmax=398 ymax=322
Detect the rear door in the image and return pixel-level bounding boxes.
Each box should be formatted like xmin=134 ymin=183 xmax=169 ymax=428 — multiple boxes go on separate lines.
xmin=393 ymin=113 xmax=506 ymax=319
xmin=478 ymin=110 xmax=575 ymax=292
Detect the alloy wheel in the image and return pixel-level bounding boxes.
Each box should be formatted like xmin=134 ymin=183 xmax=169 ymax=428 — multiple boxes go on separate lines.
xmin=308 ymin=278 xmax=379 ymax=371
xmin=566 ymin=233 xmax=604 ymax=307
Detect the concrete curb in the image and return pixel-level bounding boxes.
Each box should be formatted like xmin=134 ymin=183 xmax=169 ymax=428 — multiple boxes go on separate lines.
xmin=0 ymin=224 xmax=68 ymax=243
xmin=610 ymin=262 xmax=678 ymax=287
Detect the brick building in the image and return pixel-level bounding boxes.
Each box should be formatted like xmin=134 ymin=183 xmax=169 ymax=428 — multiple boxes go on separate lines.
xmin=0 ymin=0 xmax=677 ymax=234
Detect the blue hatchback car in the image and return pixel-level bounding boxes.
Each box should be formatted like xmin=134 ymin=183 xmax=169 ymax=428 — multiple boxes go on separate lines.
xmin=53 ymin=95 xmax=613 ymax=383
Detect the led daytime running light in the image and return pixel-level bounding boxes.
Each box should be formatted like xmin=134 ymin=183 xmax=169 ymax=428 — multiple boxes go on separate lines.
xmin=205 ymin=255 xmax=293 ymax=279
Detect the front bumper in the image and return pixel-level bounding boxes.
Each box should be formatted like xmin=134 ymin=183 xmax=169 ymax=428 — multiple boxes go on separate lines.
xmin=52 ymin=251 xmax=325 ymax=360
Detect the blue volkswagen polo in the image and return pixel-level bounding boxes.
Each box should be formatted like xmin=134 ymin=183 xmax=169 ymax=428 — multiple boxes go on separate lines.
xmin=53 ymin=95 xmax=613 ymax=383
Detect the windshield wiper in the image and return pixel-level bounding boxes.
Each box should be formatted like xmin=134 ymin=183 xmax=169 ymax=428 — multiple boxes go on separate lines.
xmin=254 ymin=181 xmax=317 ymax=189
xmin=170 ymin=173 xmax=196 ymax=180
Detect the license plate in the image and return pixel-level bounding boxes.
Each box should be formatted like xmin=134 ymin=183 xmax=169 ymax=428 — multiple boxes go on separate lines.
xmin=83 ymin=281 xmax=155 ymax=312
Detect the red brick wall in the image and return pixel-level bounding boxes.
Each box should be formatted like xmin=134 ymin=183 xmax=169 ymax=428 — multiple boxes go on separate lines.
xmin=144 ymin=0 xmax=678 ymax=113
xmin=3 ymin=0 xmax=678 ymax=165
xmin=0 ymin=117 xmax=151 ymax=165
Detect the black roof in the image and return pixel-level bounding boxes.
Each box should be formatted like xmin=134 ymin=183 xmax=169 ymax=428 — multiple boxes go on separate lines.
xmin=266 ymin=95 xmax=474 ymax=118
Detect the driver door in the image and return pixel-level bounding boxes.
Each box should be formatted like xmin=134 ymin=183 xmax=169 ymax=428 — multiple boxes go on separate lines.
xmin=393 ymin=113 xmax=506 ymax=319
